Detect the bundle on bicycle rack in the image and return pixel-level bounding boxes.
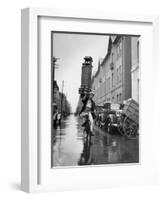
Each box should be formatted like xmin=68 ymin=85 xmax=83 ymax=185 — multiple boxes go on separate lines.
xmin=120 ymin=98 xmax=139 ymax=138
xmin=123 ymin=98 xmax=139 ymax=125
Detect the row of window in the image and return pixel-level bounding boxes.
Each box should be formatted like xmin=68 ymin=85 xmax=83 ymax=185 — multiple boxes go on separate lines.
xmin=94 ymin=92 xmax=122 ymax=104
xmin=111 ymin=66 xmax=122 ymax=87
xmin=106 ymin=93 xmax=122 ymax=102
xmin=93 ymin=65 xmax=122 ymax=91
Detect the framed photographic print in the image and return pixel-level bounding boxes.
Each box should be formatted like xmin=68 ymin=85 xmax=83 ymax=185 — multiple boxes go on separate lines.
xmin=21 ymin=8 xmax=159 ymax=193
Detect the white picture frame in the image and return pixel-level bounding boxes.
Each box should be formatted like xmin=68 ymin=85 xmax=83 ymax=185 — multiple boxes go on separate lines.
xmin=21 ymin=7 xmax=159 ymax=193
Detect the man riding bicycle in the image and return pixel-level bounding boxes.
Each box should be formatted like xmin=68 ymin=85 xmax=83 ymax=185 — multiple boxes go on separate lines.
xmin=79 ymin=91 xmax=96 ymax=137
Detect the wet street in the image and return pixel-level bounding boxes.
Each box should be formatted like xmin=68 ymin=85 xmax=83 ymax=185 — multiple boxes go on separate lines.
xmin=52 ymin=114 xmax=139 ymax=167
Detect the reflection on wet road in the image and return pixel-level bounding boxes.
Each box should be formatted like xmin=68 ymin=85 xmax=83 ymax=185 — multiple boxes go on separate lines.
xmin=52 ymin=115 xmax=139 ymax=167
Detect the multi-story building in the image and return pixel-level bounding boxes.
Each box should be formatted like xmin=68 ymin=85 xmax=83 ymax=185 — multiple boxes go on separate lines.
xmin=53 ymin=80 xmax=71 ymax=115
xmin=92 ymin=35 xmax=132 ymax=106
xmin=53 ymin=80 xmax=60 ymax=103
xmin=131 ymin=37 xmax=140 ymax=103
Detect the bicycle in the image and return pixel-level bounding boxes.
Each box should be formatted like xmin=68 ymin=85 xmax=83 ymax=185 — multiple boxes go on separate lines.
xmin=81 ymin=113 xmax=92 ymax=142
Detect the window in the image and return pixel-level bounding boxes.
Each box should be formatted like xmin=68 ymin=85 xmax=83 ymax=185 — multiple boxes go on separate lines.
xmin=117 ymin=44 xmax=119 ymax=59
xmin=119 ymin=41 xmax=122 ymax=54
xmin=137 ymin=78 xmax=139 ymax=102
xmin=102 ymin=76 xmax=105 ymax=83
xmin=137 ymin=41 xmax=139 ymax=63
xmin=116 ymin=68 xmax=119 ymax=84
xmin=112 ymin=73 xmax=114 ymax=87
xmin=106 ymin=71 xmax=109 ymax=79
xmin=119 ymin=93 xmax=122 ymax=101
xmin=111 ymin=53 xmax=114 ymax=62
xmin=116 ymin=66 xmax=122 ymax=84
xmin=108 ymin=77 xmax=110 ymax=90
xmin=119 ymin=66 xmax=122 ymax=83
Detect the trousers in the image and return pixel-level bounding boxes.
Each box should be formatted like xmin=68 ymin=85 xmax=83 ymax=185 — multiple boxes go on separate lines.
xmin=88 ymin=112 xmax=94 ymax=132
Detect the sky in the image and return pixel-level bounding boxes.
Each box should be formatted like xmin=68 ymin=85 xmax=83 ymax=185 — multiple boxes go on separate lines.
xmin=53 ymin=32 xmax=109 ymax=112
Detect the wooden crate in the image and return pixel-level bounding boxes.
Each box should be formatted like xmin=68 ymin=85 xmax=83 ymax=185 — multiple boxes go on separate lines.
xmin=123 ymin=99 xmax=139 ymax=124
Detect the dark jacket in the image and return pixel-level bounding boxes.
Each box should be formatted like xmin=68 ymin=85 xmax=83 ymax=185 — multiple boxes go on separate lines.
xmin=79 ymin=97 xmax=96 ymax=119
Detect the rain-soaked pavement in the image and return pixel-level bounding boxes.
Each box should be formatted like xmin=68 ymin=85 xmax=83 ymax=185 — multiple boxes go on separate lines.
xmin=52 ymin=114 xmax=139 ymax=167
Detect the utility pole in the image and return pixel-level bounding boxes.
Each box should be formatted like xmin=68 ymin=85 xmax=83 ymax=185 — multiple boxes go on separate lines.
xmin=60 ymin=80 xmax=64 ymax=119
xmin=52 ymin=57 xmax=59 ymax=80
xmin=52 ymin=57 xmax=59 ymax=103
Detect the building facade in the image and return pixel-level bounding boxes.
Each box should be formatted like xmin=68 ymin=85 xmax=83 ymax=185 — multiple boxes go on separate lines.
xmin=53 ymin=80 xmax=71 ymax=115
xmin=131 ymin=37 xmax=140 ymax=103
xmin=92 ymin=36 xmax=132 ymax=106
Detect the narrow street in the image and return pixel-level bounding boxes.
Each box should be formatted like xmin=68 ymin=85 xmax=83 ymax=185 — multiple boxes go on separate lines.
xmin=52 ymin=114 xmax=139 ymax=167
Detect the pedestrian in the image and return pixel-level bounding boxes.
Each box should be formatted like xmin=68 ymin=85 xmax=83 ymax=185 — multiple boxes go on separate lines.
xmin=53 ymin=105 xmax=58 ymax=128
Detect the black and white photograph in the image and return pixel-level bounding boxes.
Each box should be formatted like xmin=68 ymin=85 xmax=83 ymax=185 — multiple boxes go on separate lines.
xmin=51 ymin=32 xmax=140 ymax=167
